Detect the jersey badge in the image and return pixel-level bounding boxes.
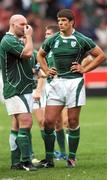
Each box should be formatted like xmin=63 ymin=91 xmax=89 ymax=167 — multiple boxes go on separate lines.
xmin=71 ymin=41 xmax=76 ymax=47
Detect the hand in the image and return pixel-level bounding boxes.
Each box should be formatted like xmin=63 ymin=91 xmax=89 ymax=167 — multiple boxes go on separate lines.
xmin=70 ymin=62 xmax=84 ymax=74
xmin=33 ymin=89 xmax=41 ymax=101
xmin=48 ymin=67 xmax=57 ymax=77
xmin=24 ymin=25 xmax=33 ymax=36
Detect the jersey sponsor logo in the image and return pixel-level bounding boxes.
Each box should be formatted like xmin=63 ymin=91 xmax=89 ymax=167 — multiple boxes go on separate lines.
xmin=63 ymin=40 xmax=68 ymax=43
xmin=71 ymin=41 xmax=76 ymax=47
xmin=54 ymin=40 xmax=59 ymax=48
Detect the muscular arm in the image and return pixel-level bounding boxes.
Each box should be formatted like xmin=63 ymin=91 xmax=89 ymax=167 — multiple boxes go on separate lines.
xmin=83 ymin=45 xmax=106 ymax=72
xmin=37 ymin=47 xmax=57 ymax=76
xmin=81 ymin=55 xmax=94 ymax=67
xmin=37 ymin=48 xmax=49 ymax=75
xmin=21 ymin=25 xmax=33 ymax=59
xmin=71 ymin=46 xmax=106 ymax=73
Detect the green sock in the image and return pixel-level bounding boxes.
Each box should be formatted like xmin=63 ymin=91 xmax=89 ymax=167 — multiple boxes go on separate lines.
xmin=44 ymin=128 xmax=55 ymax=161
xmin=17 ymin=128 xmax=31 ymax=162
xmin=68 ymin=127 xmax=80 ymax=160
xmin=9 ymin=130 xmax=21 ymax=165
xmin=41 ymin=129 xmax=45 ymax=140
xmin=27 ymin=130 xmax=35 ymax=159
xmin=56 ymin=129 xmax=66 ymax=154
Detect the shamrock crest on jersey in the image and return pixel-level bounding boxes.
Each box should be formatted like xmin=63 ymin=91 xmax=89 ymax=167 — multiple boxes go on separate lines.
xmin=71 ymin=40 xmax=76 ymax=47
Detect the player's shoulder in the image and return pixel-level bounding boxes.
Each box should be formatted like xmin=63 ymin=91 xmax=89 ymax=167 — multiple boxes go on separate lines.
xmin=74 ymin=30 xmax=92 ymax=41
xmin=1 ymin=33 xmax=19 ymax=47
xmin=2 ymin=33 xmax=17 ymax=42
xmin=45 ymin=32 xmax=60 ymax=43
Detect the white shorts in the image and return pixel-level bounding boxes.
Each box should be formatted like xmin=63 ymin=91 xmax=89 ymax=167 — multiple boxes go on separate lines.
xmin=5 ymin=93 xmax=33 ymax=115
xmin=46 ymin=77 xmax=86 ymax=108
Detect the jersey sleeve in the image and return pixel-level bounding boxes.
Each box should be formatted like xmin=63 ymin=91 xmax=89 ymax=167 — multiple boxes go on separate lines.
xmin=41 ymin=37 xmax=53 ymax=54
xmin=83 ymin=36 xmax=96 ymax=52
xmin=30 ymin=49 xmax=37 ymax=68
xmin=33 ymin=49 xmax=38 ymax=64
xmin=1 ymin=35 xmax=24 ymax=57
xmin=41 ymin=32 xmax=59 ymax=54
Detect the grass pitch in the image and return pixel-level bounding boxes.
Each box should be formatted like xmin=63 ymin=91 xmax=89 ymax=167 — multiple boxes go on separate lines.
xmin=0 ymin=97 xmax=107 ymax=180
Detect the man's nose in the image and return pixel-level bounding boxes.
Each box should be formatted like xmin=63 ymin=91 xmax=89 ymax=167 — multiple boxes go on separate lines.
xmin=59 ymin=21 xmax=62 ymax=25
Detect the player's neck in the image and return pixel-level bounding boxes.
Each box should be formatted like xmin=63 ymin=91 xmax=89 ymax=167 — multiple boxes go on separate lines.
xmin=60 ymin=28 xmax=75 ymax=37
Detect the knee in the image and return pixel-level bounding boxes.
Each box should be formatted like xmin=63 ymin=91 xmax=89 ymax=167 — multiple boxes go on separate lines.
xmin=55 ymin=118 xmax=63 ymax=131
xmin=23 ymin=119 xmax=32 ymax=129
xmin=44 ymin=117 xmax=55 ymax=129
xmin=68 ymin=116 xmax=79 ymax=129
xmin=19 ymin=115 xmax=33 ymax=129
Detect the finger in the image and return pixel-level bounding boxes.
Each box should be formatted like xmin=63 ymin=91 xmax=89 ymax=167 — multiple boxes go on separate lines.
xmin=72 ymin=69 xmax=79 ymax=73
xmin=72 ymin=62 xmax=78 ymax=65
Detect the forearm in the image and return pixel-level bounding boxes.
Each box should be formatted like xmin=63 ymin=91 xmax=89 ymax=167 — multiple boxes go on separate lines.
xmin=22 ymin=35 xmax=33 ymax=58
xmin=35 ymin=77 xmax=46 ymax=95
xmin=37 ymin=53 xmax=49 ymax=75
xmin=82 ymin=53 xmax=106 ymax=73
xmin=71 ymin=53 xmax=106 ymax=74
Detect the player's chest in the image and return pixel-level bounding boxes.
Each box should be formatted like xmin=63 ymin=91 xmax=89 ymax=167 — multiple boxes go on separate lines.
xmin=52 ymin=39 xmax=81 ymax=55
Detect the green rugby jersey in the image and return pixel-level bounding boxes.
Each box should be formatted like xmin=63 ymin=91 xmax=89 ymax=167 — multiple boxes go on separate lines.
xmin=0 ymin=33 xmax=34 ymax=99
xmin=46 ymin=50 xmax=55 ymax=68
xmin=46 ymin=50 xmax=55 ymax=83
xmin=30 ymin=49 xmax=38 ymax=89
xmin=42 ymin=30 xmax=96 ymax=78
xmin=30 ymin=49 xmax=37 ymax=69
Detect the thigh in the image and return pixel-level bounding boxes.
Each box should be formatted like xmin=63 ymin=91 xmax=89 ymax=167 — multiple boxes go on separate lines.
xmin=61 ymin=108 xmax=68 ymax=128
xmin=45 ymin=105 xmax=64 ymax=127
xmin=15 ymin=112 xmax=33 ymax=129
xmin=11 ymin=115 xmax=19 ymax=131
xmin=55 ymin=108 xmax=68 ymax=130
xmin=55 ymin=113 xmax=63 ymax=131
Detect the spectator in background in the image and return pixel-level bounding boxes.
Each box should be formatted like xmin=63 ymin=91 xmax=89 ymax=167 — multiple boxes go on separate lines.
xmin=95 ymin=19 xmax=107 ymax=55
xmin=45 ymin=0 xmax=60 ymax=20
xmin=0 ymin=7 xmax=12 ymax=40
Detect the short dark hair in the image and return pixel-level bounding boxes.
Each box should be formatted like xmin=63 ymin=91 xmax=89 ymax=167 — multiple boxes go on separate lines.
xmin=57 ymin=9 xmax=74 ymax=21
xmin=46 ymin=25 xmax=59 ymax=33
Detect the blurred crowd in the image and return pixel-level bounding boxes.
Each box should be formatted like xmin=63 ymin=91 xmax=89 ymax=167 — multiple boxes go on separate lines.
xmin=0 ymin=0 xmax=107 ymax=65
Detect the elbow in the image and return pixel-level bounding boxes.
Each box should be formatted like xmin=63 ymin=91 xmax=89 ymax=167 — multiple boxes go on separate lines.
xmin=97 ymin=52 xmax=106 ymax=64
xmin=25 ymin=52 xmax=33 ymax=58
xmin=37 ymin=53 xmax=41 ymax=63
xmin=100 ymin=53 xmax=106 ymax=63
xmin=21 ymin=50 xmax=33 ymax=59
